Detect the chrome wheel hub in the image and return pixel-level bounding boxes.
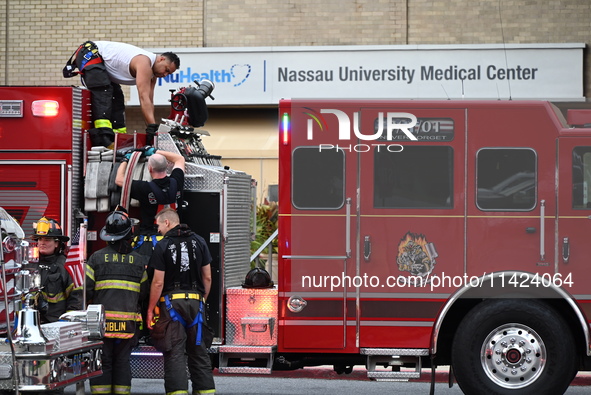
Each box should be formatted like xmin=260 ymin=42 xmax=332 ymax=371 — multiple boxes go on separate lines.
xmin=480 ymin=323 xmax=546 ymax=389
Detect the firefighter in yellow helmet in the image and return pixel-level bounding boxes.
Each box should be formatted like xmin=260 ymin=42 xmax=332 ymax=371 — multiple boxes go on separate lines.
xmin=31 ymin=217 xmax=82 ymax=323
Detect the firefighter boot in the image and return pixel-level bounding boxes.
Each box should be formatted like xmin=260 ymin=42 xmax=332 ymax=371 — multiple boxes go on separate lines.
xmin=88 ymin=127 xmax=115 ymax=148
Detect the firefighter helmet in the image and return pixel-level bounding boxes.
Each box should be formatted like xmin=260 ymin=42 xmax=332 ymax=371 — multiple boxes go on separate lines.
xmin=32 ymin=217 xmax=70 ymax=242
xmin=100 ymin=210 xmax=133 ymax=241
xmin=242 ymin=267 xmax=274 ymax=289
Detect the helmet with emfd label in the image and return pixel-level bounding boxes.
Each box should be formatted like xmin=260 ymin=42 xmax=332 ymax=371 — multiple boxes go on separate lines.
xmin=32 ymin=217 xmax=70 ymax=242
xmin=242 ymin=267 xmax=274 ymax=289
xmin=100 ymin=210 xmax=134 ymax=241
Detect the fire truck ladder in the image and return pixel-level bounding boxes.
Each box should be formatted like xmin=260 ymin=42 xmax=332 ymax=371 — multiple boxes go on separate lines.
xmin=361 ymin=348 xmax=429 ymax=381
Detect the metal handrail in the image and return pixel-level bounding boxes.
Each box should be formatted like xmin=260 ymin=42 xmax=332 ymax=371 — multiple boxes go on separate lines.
xmin=250 ymin=229 xmax=278 ymax=263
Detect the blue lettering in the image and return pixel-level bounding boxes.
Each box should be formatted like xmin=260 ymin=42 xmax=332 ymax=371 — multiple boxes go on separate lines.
xmin=220 ymin=69 xmax=231 ymax=83
xmin=158 ymin=67 xmax=235 ymax=86
xmin=180 ymin=67 xmax=194 ymax=83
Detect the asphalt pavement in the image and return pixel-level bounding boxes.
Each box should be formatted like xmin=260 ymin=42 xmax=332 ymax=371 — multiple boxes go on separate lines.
xmin=64 ymin=367 xmax=591 ymax=394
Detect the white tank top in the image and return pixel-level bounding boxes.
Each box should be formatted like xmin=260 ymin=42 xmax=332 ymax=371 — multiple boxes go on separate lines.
xmin=95 ymin=41 xmax=157 ymax=85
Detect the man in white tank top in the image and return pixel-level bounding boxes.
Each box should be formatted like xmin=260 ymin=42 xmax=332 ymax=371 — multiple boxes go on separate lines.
xmin=63 ymin=41 xmax=179 ymax=147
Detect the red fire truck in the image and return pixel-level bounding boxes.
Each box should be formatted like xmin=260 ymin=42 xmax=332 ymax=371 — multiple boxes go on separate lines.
xmin=1 ymin=86 xmax=591 ymax=394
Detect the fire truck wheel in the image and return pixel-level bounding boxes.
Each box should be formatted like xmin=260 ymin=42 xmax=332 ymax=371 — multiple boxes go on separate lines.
xmin=451 ymin=299 xmax=577 ymax=395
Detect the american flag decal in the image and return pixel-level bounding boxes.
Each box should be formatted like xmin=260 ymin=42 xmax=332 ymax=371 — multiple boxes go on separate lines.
xmin=65 ymin=227 xmax=85 ymax=288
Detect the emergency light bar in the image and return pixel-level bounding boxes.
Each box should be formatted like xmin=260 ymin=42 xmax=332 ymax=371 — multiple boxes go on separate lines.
xmin=281 ymin=112 xmax=290 ymax=145
xmin=31 ymin=100 xmax=59 ymax=117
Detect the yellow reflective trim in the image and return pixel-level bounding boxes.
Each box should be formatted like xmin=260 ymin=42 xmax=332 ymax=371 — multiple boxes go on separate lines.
xmin=94 ymin=119 xmax=112 ymax=129
xmin=167 ymin=391 xmax=188 ymax=395
xmin=113 ymin=385 xmax=131 ymax=394
xmin=42 ymin=291 xmax=66 ymax=303
xmin=91 ymin=385 xmax=112 ymax=394
xmin=105 ymin=310 xmax=141 ymax=320
xmin=104 ymin=332 xmax=134 ymax=339
xmin=113 ymin=127 xmax=127 ymax=134
xmin=86 ymin=266 xmax=95 ymax=280
xmin=196 ymin=390 xmax=216 ymax=394
xmin=95 ymin=280 xmax=141 ymax=292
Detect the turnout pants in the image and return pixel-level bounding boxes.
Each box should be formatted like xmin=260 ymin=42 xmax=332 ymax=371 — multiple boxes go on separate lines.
xmin=90 ymin=337 xmax=135 ymax=395
xmin=73 ymin=43 xmax=126 ymax=130
xmin=159 ymin=298 xmax=215 ymax=395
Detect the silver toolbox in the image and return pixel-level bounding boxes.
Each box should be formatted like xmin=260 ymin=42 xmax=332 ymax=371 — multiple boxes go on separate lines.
xmin=225 ymin=287 xmax=277 ymax=346
xmin=42 ymin=321 xmax=87 ymax=351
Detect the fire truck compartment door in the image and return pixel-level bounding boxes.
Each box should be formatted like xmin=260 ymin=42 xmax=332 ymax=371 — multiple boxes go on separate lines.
xmin=558 ymin=137 xmax=591 ymax=297
xmin=356 ymin=108 xmax=466 ymax=349
xmin=280 ymin=112 xmax=359 ymax=349
xmin=281 ymin=195 xmax=353 ymax=349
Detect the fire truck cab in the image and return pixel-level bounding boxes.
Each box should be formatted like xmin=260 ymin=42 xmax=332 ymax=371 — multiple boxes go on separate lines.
xmin=276 ymin=99 xmax=591 ymax=394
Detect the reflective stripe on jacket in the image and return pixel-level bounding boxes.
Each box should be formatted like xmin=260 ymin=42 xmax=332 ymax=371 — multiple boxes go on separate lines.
xmin=86 ymin=246 xmax=148 ymax=339
xmin=36 ymin=254 xmax=83 ymax=323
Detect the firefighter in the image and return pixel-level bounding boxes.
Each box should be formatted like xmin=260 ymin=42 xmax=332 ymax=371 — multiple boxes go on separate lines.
xmin=30 ymin=217 xmax=83 ymax=323
xmin=63 ymin=40 xmax=180 ymax=147
xmin=146 ymin=208 xmax=215 ymax=395
xmin=115 ymin=147 xmax=186 ymax=253
xmin=86 ymin=209 xmax=149 ymax=395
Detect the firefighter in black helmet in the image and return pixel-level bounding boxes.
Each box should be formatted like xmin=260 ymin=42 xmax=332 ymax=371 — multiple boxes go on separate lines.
xmin=242 ymin=267 xmax=274 ymax=288
xmin=86 ymin=208 xmax=148 ymax=395
xmin=31 ymin=217 xmax=82 ymax=324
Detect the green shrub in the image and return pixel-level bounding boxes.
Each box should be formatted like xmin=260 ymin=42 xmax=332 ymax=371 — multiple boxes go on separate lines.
xmin=250 ymin=202 xmax=278 ymax=267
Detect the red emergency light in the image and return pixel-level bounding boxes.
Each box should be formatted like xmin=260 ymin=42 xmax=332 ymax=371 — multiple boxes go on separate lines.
xmin=31 ymin=100 xmax=59 ymax=117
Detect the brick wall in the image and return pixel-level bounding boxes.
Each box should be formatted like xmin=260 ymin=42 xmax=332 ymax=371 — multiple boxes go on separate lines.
xmin=1 ymin=0 xmax=589 ymax=94
xmin=205 ymin=0 xmax=407 ymax=47
xmin=1 ymin=0 xmax=204 ymax=86
xmin=408 ymin=0 xmax=591 ymax=95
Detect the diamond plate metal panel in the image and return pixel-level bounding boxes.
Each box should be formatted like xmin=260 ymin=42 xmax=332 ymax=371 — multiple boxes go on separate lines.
xmin=218 ymin=366 xmax=272 ymax=374
xmin=42 ymin=321 xmax=86 ymax=351
xmin=130 ymin=345 xmax=212 ymax=379
xmin=155 ymin=127 xmax=182 ymax=156
xmin=130 ymin=346 xmax=164 ymax=379
xmin=367 ymin=371 xmax=421 ymax=379
xmin=218 ymin=345 xmax=275 ymax=353
xmin=225 ymin=287 xmax=278 ymax=346
xmin=0 ymin=354 xmax=13 ymax=390
xmin=184 ymin=163 xmax=225 ymax=191
xmin=361 ymin=348 xmax=429 ymax=356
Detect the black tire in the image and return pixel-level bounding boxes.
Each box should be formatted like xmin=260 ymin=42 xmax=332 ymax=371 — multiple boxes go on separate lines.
xmin=451 ymin=299 xmax=577 ymax=395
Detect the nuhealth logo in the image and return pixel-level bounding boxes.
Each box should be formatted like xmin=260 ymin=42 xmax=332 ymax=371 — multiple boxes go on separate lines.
xmin=158 ymin=65 xmax=252 ymax=87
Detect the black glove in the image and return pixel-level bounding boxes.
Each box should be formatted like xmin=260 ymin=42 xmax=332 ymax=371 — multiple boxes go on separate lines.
xmin=146 ymin=124 xmax=159 ymax=145
xmin=117 ymin=147 xmax=135 ymax=163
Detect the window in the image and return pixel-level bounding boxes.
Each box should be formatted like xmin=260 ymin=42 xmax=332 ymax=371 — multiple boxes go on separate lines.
xmin=572 ymin=147 xmax=591 ymax=209
xmin=374 ymin=146 xmax=453 ymax=209
xmin=476 ymin=148 xmax=536 ymax=211
xmin=292 ymin=147 xmax=345 ymax=209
